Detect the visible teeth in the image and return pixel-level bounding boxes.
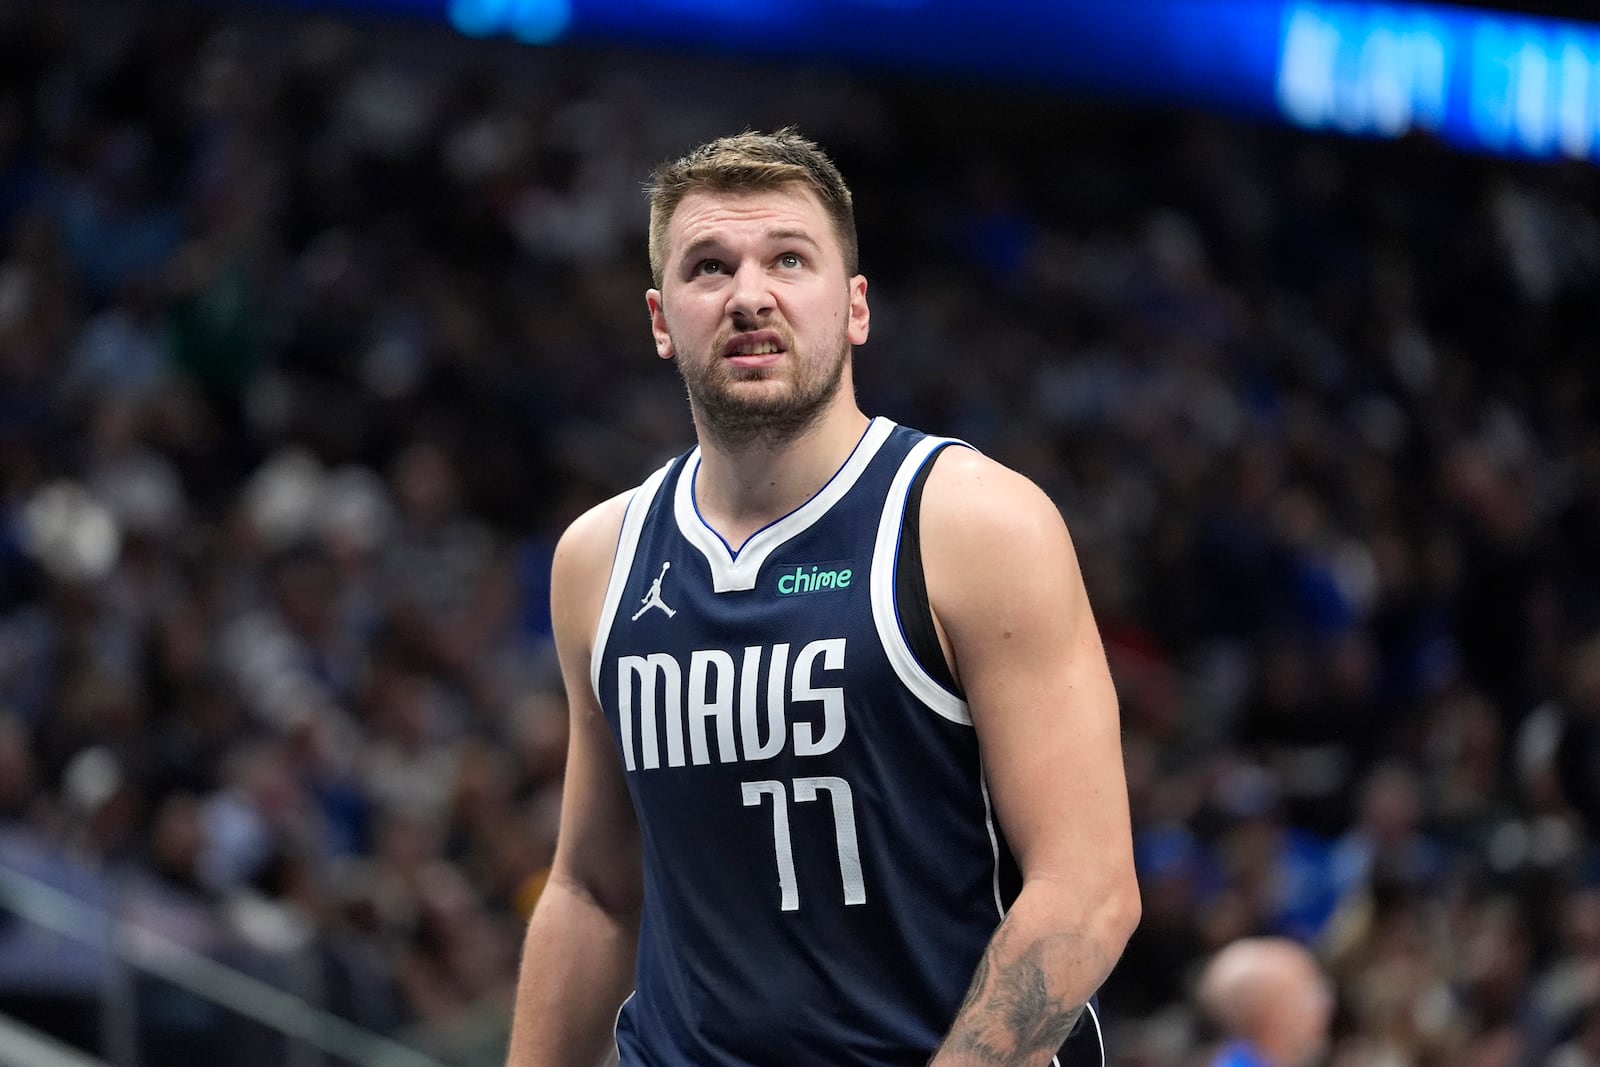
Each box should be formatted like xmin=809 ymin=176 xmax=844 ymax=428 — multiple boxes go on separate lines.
xmin=735 ymin=342 xmax=778 ymax=355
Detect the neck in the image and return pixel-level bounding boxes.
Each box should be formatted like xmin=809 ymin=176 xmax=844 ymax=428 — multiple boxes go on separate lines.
xmin=690 ymin=397 xmax=870 ymax=551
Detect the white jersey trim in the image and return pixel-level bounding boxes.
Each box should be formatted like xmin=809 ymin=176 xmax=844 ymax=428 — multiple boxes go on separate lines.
xmin=1085 ymin=1001 xmax=1106 ymax=1067
xmin=612 ymin=989 xmax=635 ymax=1065
xmin=674 ymin=417 xmax=896 ymax=593
xmin=591 ymin=460 xmax=675 ymax=698
xmin=980 ymin=774 xmax=1004 ymax=918
xmin=868 ymin=434 xmax=971 ymax=727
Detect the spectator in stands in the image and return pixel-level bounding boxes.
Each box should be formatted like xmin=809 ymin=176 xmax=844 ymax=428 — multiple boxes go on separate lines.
xmin=1195 ymin=936 xmax=1333 ymax=1067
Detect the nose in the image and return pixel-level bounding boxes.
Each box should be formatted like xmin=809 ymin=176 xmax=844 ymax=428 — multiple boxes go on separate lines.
xmin=725 ymin=260 xmax=775 ymax=325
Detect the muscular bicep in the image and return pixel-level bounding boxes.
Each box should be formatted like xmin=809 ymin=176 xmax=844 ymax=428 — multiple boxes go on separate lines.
xmin=922 ymin=452 xmax=1133 ymax=887
xmin=546 ymin=498 xmax=643 ymax=917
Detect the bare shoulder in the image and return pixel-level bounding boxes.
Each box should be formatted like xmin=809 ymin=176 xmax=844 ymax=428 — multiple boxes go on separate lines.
xmin=919 ymin=446 xmax=1075 ymax=558
xmin=917 ymin=446 xmax=1090 ymax=648
xmin=550 ymin=490 xmax=635 ymax=645
xmin=553 ymin=490 xmax=634 ymax=577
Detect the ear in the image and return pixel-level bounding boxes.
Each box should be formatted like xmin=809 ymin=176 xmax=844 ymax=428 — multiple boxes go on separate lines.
xmin=646 ymin=289 xmax=674 ymax=360
xmin=847 ymin=275 xmax=870 ymax=346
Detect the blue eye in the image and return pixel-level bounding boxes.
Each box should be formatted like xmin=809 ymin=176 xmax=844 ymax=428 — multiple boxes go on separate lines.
xmin=777 ymin=253 xmax=802 ymax=269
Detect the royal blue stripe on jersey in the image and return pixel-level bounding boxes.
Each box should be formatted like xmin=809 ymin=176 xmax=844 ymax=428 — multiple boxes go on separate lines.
xmin=592 ymin=418 xmax=1103 ymax=1066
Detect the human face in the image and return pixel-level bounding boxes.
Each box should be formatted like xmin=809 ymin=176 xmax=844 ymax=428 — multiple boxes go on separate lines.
xmin=646 ymin=184 xmax=870 ymax=450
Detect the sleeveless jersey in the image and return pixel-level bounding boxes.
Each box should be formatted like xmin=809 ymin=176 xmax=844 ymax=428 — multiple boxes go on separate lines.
xmin=591 ymin=418 xmax=1104 ymax=1067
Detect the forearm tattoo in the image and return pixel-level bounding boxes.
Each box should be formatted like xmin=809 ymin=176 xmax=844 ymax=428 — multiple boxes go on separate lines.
xmin=935 ymin=924 xmax=1090 ymax=1066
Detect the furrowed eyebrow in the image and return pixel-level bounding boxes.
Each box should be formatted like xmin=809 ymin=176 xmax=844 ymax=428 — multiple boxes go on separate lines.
xmin=767 ymin=229 xmax=820 ymax=248
xmin=678 ymin=236 xmax=723 ymax=262
xmin=677 ymin=229 xmax=820 ymax=262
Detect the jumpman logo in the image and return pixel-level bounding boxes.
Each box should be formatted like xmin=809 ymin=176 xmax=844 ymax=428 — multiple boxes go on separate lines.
xmin=632 ymin=561 xmax=677 ymax=621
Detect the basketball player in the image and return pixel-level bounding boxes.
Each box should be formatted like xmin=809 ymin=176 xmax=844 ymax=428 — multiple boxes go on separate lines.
xmin=505 ymin=129 xmax=1140 ymax=1066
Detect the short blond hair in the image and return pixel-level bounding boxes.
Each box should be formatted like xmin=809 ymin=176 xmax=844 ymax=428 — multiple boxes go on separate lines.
xmin=646 ymin=128 xmax=858 ymax=288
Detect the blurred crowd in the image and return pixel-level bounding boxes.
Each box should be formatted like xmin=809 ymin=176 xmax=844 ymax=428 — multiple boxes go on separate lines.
xmin=0 ymin=2 xmax=1598 ymax=1065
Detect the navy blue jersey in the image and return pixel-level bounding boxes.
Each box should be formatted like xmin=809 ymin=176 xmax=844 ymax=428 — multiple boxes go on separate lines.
xmin=592 ymin=418 xmax=1103 ymax=1067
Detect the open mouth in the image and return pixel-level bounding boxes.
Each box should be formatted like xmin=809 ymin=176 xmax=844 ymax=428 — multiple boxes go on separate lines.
xmin=723 ymin=331 xmax=787 ymax=367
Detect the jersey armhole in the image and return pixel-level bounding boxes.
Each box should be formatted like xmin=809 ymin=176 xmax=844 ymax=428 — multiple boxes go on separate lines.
xmin=894 ymin=443 xmax=965 ymax=700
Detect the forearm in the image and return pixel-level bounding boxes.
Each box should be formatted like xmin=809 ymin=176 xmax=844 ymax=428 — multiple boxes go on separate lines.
xmin=505 ymin=875 xmax=639 ymax=1067
xmin=930 ymin=880 xmax=1132 ymax=1067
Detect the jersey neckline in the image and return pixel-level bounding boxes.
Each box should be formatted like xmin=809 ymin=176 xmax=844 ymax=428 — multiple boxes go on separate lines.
xmin=673 ymin=417 xmax=896 ymax=593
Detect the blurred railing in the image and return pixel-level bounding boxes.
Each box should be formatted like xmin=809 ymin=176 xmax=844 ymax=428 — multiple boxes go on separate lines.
xmin=0 ymin=863 xmax=454 ymax=1067
xmin=0 ymin=1012 xmax=110 ymax=1067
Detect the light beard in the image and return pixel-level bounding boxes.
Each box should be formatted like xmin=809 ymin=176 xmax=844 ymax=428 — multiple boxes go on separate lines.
xmin=675 ymin=335 xmax=850 ymax=452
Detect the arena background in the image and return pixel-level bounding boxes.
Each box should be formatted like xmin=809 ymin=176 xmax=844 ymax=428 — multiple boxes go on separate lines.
xmin=1 ymin=1 xmax=1598 ymax=1065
